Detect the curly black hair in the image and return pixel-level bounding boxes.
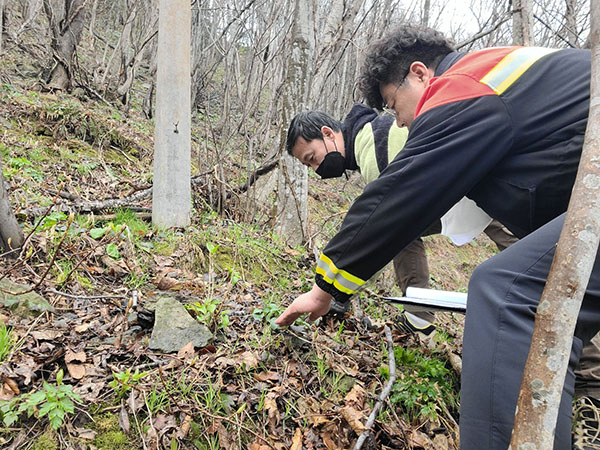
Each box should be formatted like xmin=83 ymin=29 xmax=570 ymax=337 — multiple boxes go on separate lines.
xmin=358 ymin=25 xmax=455 ymax=109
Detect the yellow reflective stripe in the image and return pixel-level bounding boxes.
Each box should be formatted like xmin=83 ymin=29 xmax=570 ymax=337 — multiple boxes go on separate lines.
xmin=480 ymin=47 xmax=558 ymax=95
xmin=319 ymin=253 xmax=365 ymax=286
xmin=316 ymin=253 xmax=365 ymax=294
xmin=315 ymin=266 xmax=356 ymax=295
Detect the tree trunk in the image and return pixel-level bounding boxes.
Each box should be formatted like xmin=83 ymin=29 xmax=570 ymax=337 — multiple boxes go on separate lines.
xmin=0 ymin=0 xmax=5 ymax=55
xmin=152 ymin=0 xmax=191 ymax=228
xmin=43 ymin=0 xmax=88 ymax=91
xmin=510 ymin=2 xmax=599 ymax=447
xmin=562 ymin=0 xmax=579 ymax=47
xmin=276 ymin=0 xmax=312 ymax=245
xmin=512 ymin=0 xmax=533 ymax=46
xmin=0 ymin=157 xmax=24 ymax=256
xmin=422 ymin=0 xmax=431 ymax=27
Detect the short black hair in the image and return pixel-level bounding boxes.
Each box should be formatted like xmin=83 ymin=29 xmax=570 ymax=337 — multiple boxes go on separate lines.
xmin=286 ymin=111 xmax=342 ymax=155
xmin=358 ymin=24 xmax=455 ymax=109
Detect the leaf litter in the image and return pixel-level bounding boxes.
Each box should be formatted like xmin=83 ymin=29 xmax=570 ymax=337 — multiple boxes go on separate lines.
xmin=0 ymin=81 xmax=466 ymax=449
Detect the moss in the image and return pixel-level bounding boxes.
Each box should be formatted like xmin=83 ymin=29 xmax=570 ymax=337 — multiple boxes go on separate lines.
xmin=94 ymin=431 xmax=131 ymax=449
xmin=32 ymin=430 xmax=58 ymax=450
xmin=91 ymin=412 xmax=132 ymax=450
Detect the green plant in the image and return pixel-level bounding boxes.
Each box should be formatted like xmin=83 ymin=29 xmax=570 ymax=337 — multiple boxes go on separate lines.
xmin=0 ymin=369 xmax=81 ymax=430
xmin=113 ymin=209 xmax=150 ymax=240
xmin=108 ymin=368 xmax=149 ymax=398
xmin=34 ymin=211 xmax=68 ymax=232
xmin=252 ymin=297 xmax=310 ymax=329
xmin=0 ymin=322 xmax=16 ymax=362
xmin=146 ymin=382 xmax=170 ymax=415
xmin=252 ymin=299 xmax=284 ymax=329
xmin=333 ymin=321 xmax=345 ymax=344
xmin=186 ymin=299 xmax=230 ymax=331
xmin=382 ymin=346 xmax=458 ymax=423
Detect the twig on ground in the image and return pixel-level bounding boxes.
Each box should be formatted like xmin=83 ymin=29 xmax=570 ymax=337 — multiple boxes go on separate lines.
xmin=142 ymin=391 xmax=157 ymax=447
xmin=115 ymin=293 xmax=134 ymax=348
xmin=0 ymin=186 xmax=63 ymax=277
xmin=0 ymin=213 xmax=74 ymax=296
xmin=47 ymin=289 xmax=128 ymax=300
xmin=353 ymin=325 xmax=396 ymax=450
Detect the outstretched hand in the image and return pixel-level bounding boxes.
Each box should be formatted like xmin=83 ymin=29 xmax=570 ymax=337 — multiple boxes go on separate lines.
xmin=275 ymin=284 xmax=333 ymax=327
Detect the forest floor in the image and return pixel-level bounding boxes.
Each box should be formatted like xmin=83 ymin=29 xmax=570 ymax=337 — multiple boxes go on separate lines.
xmin=0 ymin=51 xmax=499 ymax=450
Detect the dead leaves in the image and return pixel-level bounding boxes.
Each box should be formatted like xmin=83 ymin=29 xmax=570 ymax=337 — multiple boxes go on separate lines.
xmin=289 ymin=428 xmax=303 ymax=450
xmin=215 ymin=350 xmax=260 ymax=371
xmin=65 ymin=349 xmax=86 ymax=379
xmin=0 ymin=375 xmax=20 ymax=401
xmin=264 ymin=391 xmax=280 ymax=434
xmin=340 ymin=406 xmax=367 ymax=435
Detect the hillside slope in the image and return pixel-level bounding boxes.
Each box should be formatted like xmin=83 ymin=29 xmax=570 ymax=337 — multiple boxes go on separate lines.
xmin=0 ymin=61 xmax=498 ymax=449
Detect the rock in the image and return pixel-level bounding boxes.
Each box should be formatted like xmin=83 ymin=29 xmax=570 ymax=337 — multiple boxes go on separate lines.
xmin=148 ymin=297 xmax=212 ymax=353
xmin=0 ymin=279 xmax=54 ymax=317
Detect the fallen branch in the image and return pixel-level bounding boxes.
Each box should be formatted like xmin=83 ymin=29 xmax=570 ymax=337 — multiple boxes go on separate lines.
xmin=353 ymin=325 xmax=396 ymax=450
xmin=233 ymin=158 xmax=279 ymax=194
xmin=47 ymin=289 xmax=128 ymax=300
xmin=18 ymin=159 xmax=280 ymax=217
xmin=19 ymin=190 xmax=152 ymax=217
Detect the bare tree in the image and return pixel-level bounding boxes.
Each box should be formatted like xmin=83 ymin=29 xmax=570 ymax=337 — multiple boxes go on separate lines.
xmin=562 ymin=0 xmax=580 ymax=46
xmin=0 ymin=0 xmax=5 ymax=54
xmin=275 ymin=0 xmax=312 ymax=244
xmin=152 ymin=0 xmax=191 ymax=228
xmin=513 ymin=0 xmax=533 ymax=45
xmin=115 ymin=1 xmax=158 ymax=107
xmin=42 ymin=0 xmax=88 ymax=90
xmin=510 ymin=1 xmax=599 ymax=446
xmin=0 ymin=157 xmax=24 ymax=256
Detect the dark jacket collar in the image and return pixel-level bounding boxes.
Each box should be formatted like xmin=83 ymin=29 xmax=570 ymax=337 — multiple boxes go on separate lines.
xmin=435 ymin=51 xmax=466 ymax=76
xmin=341 ymin=103 xmax=379 ymax=171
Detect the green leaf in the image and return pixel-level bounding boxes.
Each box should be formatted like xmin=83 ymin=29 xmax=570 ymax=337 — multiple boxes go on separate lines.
xmin=56 ymin=369 xmax=64 ymax=385
xmin=50 ymin=414 xmax=63 ymax=430
xmin=38 ymin=402 xmax=54 ymax=417
xmin=206 ymin=242 xmax=219 ymax=254
xmin=59 ymin=399 xmax=74 ymax=413
xmin=106 ymin=243 xmax=120 ymax=259
xmin=27 ymin=391 xmax=46 ymax=405
xmin=48 ymin=408 xmax=64 ymax=421
xmin=90 ymin=227 xmax=108 ymax=239
xmin=3 ymin=412 xmax=17 ymax=427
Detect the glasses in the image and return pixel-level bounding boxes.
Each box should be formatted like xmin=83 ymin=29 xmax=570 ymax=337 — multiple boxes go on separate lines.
xmin=382 ymin=71 xmax=409 ymax=116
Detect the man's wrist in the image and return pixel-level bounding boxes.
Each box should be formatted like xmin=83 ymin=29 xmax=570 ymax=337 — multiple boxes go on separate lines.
xmin=314 ymin=275 xmax=352 ymax=303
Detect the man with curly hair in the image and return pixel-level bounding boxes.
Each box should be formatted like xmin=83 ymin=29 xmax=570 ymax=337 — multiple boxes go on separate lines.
xmin=276 ymin=25 xmax=599 ymax=449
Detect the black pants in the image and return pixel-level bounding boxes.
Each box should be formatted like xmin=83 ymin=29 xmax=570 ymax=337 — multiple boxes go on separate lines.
xmin=460 ymin=213 xmax=600 ymax=449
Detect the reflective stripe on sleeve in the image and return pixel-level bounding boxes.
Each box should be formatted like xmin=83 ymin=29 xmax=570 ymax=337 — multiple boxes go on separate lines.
xmin=316 ymin=253 xmax=366 ymax=295
xmin=480 ymin=47 xmax=558 ymax=95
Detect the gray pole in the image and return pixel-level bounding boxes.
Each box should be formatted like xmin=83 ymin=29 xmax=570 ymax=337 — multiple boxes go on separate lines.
xmin=152 ymin=0 xmax=191 ymax=228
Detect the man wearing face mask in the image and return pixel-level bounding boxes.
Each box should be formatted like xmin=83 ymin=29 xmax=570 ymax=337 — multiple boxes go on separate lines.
xmin=286 ymin=103 xmax=517 ymax=331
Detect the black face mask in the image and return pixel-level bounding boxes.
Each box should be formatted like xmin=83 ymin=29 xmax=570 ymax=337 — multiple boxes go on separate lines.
xmin=315 ymin=139 xmax=346 ymax=179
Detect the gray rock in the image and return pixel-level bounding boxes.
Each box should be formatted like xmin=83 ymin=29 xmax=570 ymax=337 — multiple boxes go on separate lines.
xmin=0 ymin=279 xmax=54 ymax=317
xmin=148 ymin=297 xmax=212 ymax=353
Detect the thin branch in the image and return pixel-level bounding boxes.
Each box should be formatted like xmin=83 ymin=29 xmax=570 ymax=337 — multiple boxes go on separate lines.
xmin=353 ymin=325 xmax=396 ymax=450
xmin=47 ymin=289 xmax=128 ymax=300
xmin=456 ymin=14 xmax=511 ymax=50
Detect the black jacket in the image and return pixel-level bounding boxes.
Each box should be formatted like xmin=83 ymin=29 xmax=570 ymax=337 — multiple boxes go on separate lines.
xmin=315 ymin=47 xmax=590 ymax=301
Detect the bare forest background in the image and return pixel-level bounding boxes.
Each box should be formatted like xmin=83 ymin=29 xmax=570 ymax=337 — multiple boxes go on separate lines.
xmin=0 ymin=1 xmax=595 ymax=449
xmin=0 ymin=0 xmax=591 ymax=243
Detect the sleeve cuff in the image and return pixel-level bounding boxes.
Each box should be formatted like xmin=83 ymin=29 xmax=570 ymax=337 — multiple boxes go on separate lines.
xmin=315 ymin=274 xmax=352 ymax=303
